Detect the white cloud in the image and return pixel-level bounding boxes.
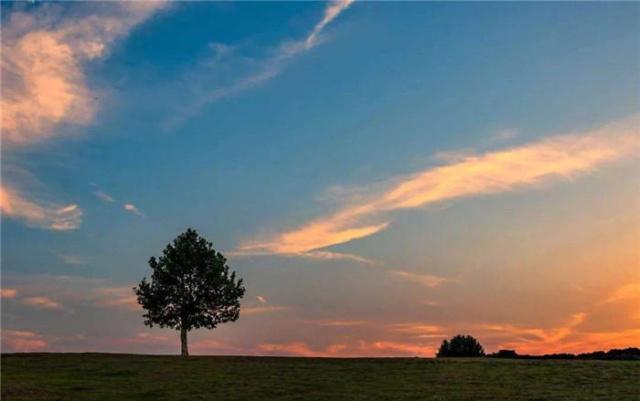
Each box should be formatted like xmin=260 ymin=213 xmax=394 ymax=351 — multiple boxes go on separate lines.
xmin=123 ymin=203 xmax=143 ymax=216
xmin=93 ymin=190 xmax=115 ymax=203
xmin=305 ymin=0 xmax=355 ymax=49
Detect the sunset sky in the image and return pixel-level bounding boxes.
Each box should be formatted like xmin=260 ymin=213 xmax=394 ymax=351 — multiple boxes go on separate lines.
xmin=1 ymin=1 xmax=639 ymax=356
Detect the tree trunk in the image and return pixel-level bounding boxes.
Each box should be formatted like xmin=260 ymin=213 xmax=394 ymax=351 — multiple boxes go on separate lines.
xmin=180 ymin=327 xmax=189 ymax=356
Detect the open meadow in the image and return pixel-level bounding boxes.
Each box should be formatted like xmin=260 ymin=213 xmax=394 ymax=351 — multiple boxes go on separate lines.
xmin=2 ymin=353 xmax=639 ymax=401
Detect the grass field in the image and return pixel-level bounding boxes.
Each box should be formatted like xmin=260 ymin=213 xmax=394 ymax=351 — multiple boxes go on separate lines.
xmin=2 ymin=353 xmax=639 ymax=401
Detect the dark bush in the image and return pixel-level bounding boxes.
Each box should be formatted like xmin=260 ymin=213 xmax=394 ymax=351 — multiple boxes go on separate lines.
xmin=437 ymin=335 xmax=485 ymax=357
xmin=490 ymin=349 xmax=518 ymax=358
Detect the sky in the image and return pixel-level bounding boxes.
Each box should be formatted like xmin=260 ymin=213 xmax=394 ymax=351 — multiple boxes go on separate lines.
xmin=1 ymin=1 xmax=639 ymax=357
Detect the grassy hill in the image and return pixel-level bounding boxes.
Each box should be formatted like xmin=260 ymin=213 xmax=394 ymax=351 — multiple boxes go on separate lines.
xmin=2 ymin=353 xmax=639 ymax=400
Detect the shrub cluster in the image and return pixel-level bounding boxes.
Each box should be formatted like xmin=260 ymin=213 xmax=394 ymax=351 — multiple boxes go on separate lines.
xmin=436 ymin=335 xmax=485 ymax=357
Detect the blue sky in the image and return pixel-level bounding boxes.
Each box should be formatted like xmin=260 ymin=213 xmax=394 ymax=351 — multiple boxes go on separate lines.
xmin=2 ymin=1 xmax=639 ymax=356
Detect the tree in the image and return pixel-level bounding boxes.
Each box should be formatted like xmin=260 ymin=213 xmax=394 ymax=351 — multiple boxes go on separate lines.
xmin=134 ymin=228 xmax=245 ymax=356
xmin=436 ymin=334 xmax=485 ymax=357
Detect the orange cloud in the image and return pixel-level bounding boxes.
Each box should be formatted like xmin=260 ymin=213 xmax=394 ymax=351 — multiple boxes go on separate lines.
xmin=258 ymin=339 xmax=436 ymax=357
xmin=1 ymin=330 xmax=47 ymax=352
xmin=242 ymin=305 xmax=290 ymax=316
xmin=22 ymin=296 xmax=63 ymax=310
xmin=259 ymin=341 xmax=328 ymax=357
xmin=1 ymin=288 xmax=18 ymax=298
xmin=389 ymin=323 xmax=444 ymax=335
xmin=92 ymin=287 xmax=140 ymax=311
xmin=476 ymin=312 xmax=595 ymax=354
xmin=3 ymin=275 xmax=140 ymax=312
xmin=190 ymin=339 xmax=253 ymax=355
xmin=239 ymin=114 xmax=640 ymax=255
xmin=0 ymin=185 xmax=83 ymax=230
xmin=601 ymin=282 xmax=640 ymax=305
xmin=390 ymin=270 xmax=454 ymax=288
xmin=370 ymin=341 xmax=436 ymax=357
xmin=1 ymin=2 xmax=165 ymax=146
xmin=126 ymin=332 xmax=171 ymax=344
xmin=312 ymin=319 xmax=368 ymax=327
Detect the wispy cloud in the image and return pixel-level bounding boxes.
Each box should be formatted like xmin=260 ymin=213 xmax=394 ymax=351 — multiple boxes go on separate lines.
xmin=1 ymin=330 xmax=47 ymax=352
xmin=1 ymin=2 xmax=166 ymax=146
xmin=258 ymin=341 xmax=341 ymax=357
xmin=92 ymin=185 xmax=146 ymax=218
xmin=91 ymin=287 xmax=139 ymax=311
xmin=167 ymin=0 xmax=354 ymax=128
xmin=22 ymin=296 xmax=63 ymax=310
xmin=476 ymin=312 xmax=595 ymax=354
xmin=490 ymin=128 xmax=519 ymax=143
xmin=123 ymin=203 xmax=143 ymax=216
xmin=312 ymin=319 xmax=368 ymax=327
xmin=239 ymin=114 xmax=640 ymax=255
xmin=258 ymin=339 xmax=435 ymax=357
xmin=390 ymin=270 xmax=455 ymax=288
xmin=600 ymin=282 xmax=640 ymax=305
xmin=242 ymin=305 xmax=290 ymax=316
xmin=389 ymin=323 xmax=443 ymax=336
xmin=305 ymin=0 xmax=355 ymax=49
xmin=3 ymin=274 xmax=139 ymax=313
xmin=1 ymin=288 xmax=18 ymax=299
xmin=0 ymin=185 xmax=83 ymax=231
xmin=93 ymin=190 xmax=115 ymax=203
xmin=58 ymin=254 xmax=86 ymax=266
xmin=229 ymin=248 xmax=377 ymax=265
xmin=243 ymin=295 xmax=290 ymax=314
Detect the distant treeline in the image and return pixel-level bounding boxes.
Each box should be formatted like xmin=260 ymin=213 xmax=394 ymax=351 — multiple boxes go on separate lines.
xmin=488 ymin=347 xmax=640 ymax=361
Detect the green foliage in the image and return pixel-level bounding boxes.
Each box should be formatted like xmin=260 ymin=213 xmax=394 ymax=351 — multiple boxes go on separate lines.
xmin=437 ymin=334 xmax=485 ymax=357
xmin=134 ymin=228 xmax=245 ymax=331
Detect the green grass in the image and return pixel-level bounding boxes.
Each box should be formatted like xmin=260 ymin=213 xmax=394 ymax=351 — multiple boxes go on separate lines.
xmin=2 ymin=353 xmax=639 ymax=400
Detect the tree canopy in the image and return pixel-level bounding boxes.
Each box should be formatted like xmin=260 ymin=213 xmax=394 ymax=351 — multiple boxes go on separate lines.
xmin=134 ymin=228 xmax=245 ymax=356
xmin=437 ymin=334 xmax=485 ymax=357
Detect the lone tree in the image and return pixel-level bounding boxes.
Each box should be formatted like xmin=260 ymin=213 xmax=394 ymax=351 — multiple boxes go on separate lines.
xmin=437 ymin=334 xmax=485 ymax=357
xmin=134 ymin=228 xmax=245 ymax=356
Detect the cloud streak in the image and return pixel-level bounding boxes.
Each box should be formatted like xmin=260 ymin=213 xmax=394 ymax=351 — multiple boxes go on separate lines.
xmin=167 ymin=0 xmax=354 ymax=128
xmin=0 ymin=185 xmax=83 ymax=231
xmin=93 ymin=190 xmax=115 ymax=203
xmin=390 ymin=271 xmax=455 ymax=288
xmin=305 ymin=0 xmax=355 ymax=49
xmin=22 ymin=296 xmax=63 ymax=310
xmin=239 ymin=114 xmax=640 ymax=255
